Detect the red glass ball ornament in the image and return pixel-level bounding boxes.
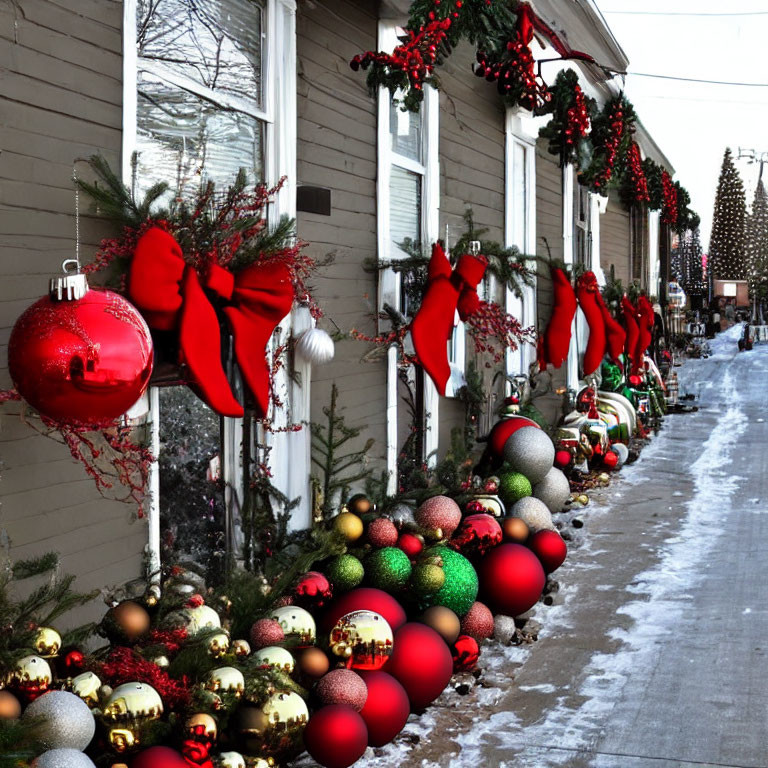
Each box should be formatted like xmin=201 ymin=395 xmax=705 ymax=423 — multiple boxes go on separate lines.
xmin=450 ymin=514 xmax=502 ymax=559
xmin=478 ymin=543 xmax=546 ymax=617
xmin=367 ymin=518 xmax=399 ymax=549
xmin=554 ymin=449 xmax=572 ymax=469
xmin=9 ymin=288 xmax=153 ymax=426
xmin=321 ymin=588 xmax=406 ymax=634
xmin=451 ymin=634 xmax=480 ymax=672
xmin=487 ymin=416 xmax=540 ymax=457
xmin=358 ymin=670 xmax=410 ymax=747
xmin=131 ymin=746 xmax=189 ymax=768
xmin=629 ymin=374 xmax=642 ymax=387
xmin=529 ymin=530 xmax=567 ymax=574
xmin=294 ymin=571 xmax=333 ymax=608
xmin=460 ymin=601 xmax=494 ymax=640
xmin=397 ymin=532 xmax=423 ymax=559
xmin=603 ymin=451 xmax=619 ymax=470
xmin=303 ymin=705 xmax=368 ymax=768
xmin=385 ymin=622 xmax=453 ymax=709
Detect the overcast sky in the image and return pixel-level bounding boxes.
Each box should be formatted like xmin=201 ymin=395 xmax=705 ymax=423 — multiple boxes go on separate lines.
xmin=591 ymin=1 xmax=768 ymax=250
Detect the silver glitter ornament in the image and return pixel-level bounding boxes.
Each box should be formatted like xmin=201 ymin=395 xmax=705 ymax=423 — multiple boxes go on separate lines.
xmin=386 ymin=502 xmax=417 ymax=530
xmin=533 ymin=467 xmax=571 ymax=513
xmin=32 ymin=750 xmax=96 ymax=768
xmin=23 ymin=691 xmax=95 ymax=751
xmin=509 ymin=497 xmax=554 ymax=532
xmin=502 ymin=427 xmax=555 ymax=485
xmin=493 ymin=614 xmax=518 ymax=644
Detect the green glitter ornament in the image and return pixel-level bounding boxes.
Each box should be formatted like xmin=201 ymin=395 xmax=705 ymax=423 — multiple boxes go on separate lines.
xmin=499 ymin=471 xmax=532 ymax=506
xmin=326 ymin=554 xmax=364 ymax=591
xmin=365 ymin=547 xmax=412 ymax=593
xmin=420 ymin=546 xmax=478 ymax=617
xmin=411 ymin=563 xmax=445 ymax=595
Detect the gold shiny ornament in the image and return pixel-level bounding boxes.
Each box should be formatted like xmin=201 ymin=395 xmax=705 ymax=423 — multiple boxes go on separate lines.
xmin=578 ymin=494 xmax=589 ymax=506
xmin=65 ymin=671 xmax=102 ymax=707
xmin=218 ymin=752 xmax=248 ymax=768
xmin=296 ymin=647 xmax=330 ymax=679
xmin=185 ymin=712 xmax=217 ymax=741
xmin=184 ymin=604 xmax=222 ymax=634
xmin=110 ymin=764 xmax=129 ymax=768
xmin=205 ymin=667 xmax=245 ymax=697
xmin=33 ymin=627 xmax=62 ymax=658
xmin=236 ymin=691 xmax=308 ymax=759
xmin=252 ymin=646 xmax=295 ymax=674
xmin=329 ymin=610 xmax=393 ymax=670
xmin=0 ymin=690 xmax=21 ymax=719
xmin=332 ymin=512 xmax=364 ymax=542
xmin=420 ymin=605 xmax=461 ymax=644
xmin=232 ymin=639 xmax=251 ymax=658
xmin=207 ymin=631 xmax=231 ymax=658
xmin=9 ymin=655 xmax=52 ymax=698
xmin=102 ymin=682 xmax=163 ymax=753
xmin=268 ymin=606 xmax=315 ymax=648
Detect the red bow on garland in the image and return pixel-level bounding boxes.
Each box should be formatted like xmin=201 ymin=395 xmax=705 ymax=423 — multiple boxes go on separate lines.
xmin=128 ymin=227 xmax=294 ymax=418
xmin=411 ymin=243 xmax=488 ymax=395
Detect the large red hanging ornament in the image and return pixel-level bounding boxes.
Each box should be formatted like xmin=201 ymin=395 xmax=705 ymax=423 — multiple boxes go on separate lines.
xmin=321 ymin=588 xmax=406 ymax=634
xmin=8 ymin=264 xmax=153 ymax=426
xmin=358 ymin=670 xmax=410 ymax=747
xmin=528 ymin=530 xmax=567 ymax=574
xmin=303 ymin=705 xmax=369 ymax=768
xmin=478 ymin=543 xmax=546 ymax=617
xmin=385 ymin=622 xmax=453 ymax=709
xmin=450 ymin=514 xmax=502 ymax=559
xmin=131 ymin=746 xmax=189 ymax=768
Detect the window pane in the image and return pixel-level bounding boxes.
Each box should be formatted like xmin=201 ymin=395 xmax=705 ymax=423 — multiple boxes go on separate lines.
xmin=137 ymin=0 xmax=264 ymax=110
xmin=136 ymin=70 xmax=265 ymax=197
xmin=390 ymin=165 xmax=422 ymax=252
xmin=512 ymin=143 xmax=527 ymax=250
xmin=390 ymin=99 xmax=422 ymax=162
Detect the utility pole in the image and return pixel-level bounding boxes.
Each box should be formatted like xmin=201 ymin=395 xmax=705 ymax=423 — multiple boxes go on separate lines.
xmin=737 ymin=149 xmax=768 ymax=321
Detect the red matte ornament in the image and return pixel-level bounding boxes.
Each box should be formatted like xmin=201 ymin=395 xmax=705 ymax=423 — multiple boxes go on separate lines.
xmin=487 ymin=416 xmax=540 ymax=457
xmin=540 ymin=267 xmax=577 ymax=369
xmin=603 ymin=451 xmax=619 ymax=470
xmin=131 ymin=746 xmax=189 ymax=768
xmin=321 ymin=588 xmax=406 ymax=634
xmin=528 ymin=530 xmax=567 ymax=574
xmin=8 ymin=288 xmax=153 ymax=426
xmin=450 ymin=514 xmax=502 ymax=559
xmin=386 ymin=622 xmax=454 ymax=709
xmin=478 ymin=543 xmax=546 ymax=616
xmin=554 ymin=449 xmax=572 ymax=469
xmin=397 ymin=532 xmax=424 ymax=559
xmin=451 ymin=634 xmax=480 ymax=672
xmin=576 ymin=271 xmax=606 ymax=377
xmin=303 ymin=705 xmax=369 ymax=768
xmin=358 ymin=671 xmax=410 ymax=747
xmin=411 ymin=244 xmax=487 ymax=394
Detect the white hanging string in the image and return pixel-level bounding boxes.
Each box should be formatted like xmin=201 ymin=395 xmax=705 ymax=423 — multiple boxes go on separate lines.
xmin=72 ymin=167 xmax=81 ymax=271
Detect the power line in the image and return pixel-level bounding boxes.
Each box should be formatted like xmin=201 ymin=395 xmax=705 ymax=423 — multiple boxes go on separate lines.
xmin=601 ymin=9 xmax=768 ymax=16
xmin=622 ymin=72 xmax=768 ymax=87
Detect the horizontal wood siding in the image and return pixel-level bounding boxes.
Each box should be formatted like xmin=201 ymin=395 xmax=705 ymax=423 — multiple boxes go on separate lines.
xmin=602 ymin=191 xmax=631 ymax=287
xmin=0 ymin=0 xmax=145 ymax=627
xmin=534 ymin=143 xmax=566 ymax=425
xmin=296 ymin=1 xmax=388 ymax=475
xmin=438 ymin=41 xmax=507 ymax=454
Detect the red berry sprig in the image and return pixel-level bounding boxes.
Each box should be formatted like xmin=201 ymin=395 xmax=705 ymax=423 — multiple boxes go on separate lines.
xmin=661 ymin=170 xmax=678 ymax=225
xmin=625 ymin=141 xmax=650 ymax=204
xmin=564 ymin=84 xmax=591 ymax=146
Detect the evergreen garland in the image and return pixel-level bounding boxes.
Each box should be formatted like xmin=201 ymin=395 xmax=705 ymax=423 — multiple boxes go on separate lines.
xmin=537 ymin=69 xmax=596 ymax=169
xmin=643 ymin=158 xmax=664 ymax=211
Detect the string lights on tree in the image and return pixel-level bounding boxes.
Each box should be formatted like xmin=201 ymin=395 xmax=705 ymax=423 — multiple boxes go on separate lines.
xmin=709 ymin=147 xmax=747 ymax=281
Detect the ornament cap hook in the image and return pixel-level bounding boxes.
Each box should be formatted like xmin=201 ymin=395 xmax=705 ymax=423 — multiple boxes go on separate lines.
xmin=50 ymin=259 xmax=89 ymax=302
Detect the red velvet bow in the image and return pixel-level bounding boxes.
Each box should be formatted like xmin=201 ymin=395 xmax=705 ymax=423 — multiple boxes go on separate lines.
xmin=128 ymin=227 xmax=294 ymax=417
xmin=411 ymin=243 xmax=488 ymax=395
xmin=518 ymin=3 xmax=595 ymax=63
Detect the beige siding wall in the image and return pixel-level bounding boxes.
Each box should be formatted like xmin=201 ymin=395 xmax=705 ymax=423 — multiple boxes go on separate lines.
xmin=296 ymin=1 xmax=389 ymax=473
xmin=0 ymin=0 xmax=145 ymax=626
xmin=602 ymin=190 xmax=632 ymax=286
xmin=437 ymin=41 xmax=506 ymax=455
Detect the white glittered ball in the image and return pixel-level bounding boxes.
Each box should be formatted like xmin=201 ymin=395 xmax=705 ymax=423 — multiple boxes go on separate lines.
xmin=493 ymin=614 xmax=518 ymax=644
xmin=502 ymin=427 xmax=555 ymax=485
xmin=533 ymin=467 xmax=571 ymax=513
xmin=23 ymin=691 xmax=95 ymax=751
xmin=611 ymin=443 xmax=629 ymax=467
xmin=33 ymin=750 xmax=96 ymax=768
xmin=510 ymin=497 xmax=554 ymax=532
xmin=295 ymin=327 xmax=335 ymax=365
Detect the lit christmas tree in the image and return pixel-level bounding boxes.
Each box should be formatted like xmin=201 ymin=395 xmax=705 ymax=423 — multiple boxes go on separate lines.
xmin=709 ymin=147 xmax=747 ymax=280
xmin=746 ymin=179 xmax=768 ymax=286
xmin=680 ymin=228 xmax=706 ymax=297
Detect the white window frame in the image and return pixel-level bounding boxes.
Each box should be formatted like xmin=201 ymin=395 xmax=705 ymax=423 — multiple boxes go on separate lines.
xmin=376 ymin=21 xmax=440 ymax=493
xmin=505 ymin=110 xmax=537 ymax=384
xmin=123 ymin=0 xmax=302 ymax=569
xmin=648 ymin=209 xmax=660 ymax=300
